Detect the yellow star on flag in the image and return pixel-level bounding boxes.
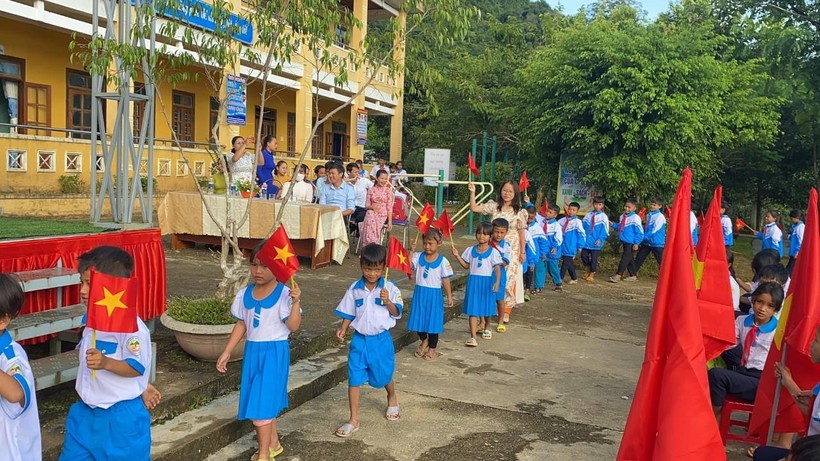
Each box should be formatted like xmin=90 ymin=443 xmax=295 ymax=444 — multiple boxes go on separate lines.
xmin=773 ymin=294 xmax=793 ymax=350
xmin=94 ymin=287 xmax=129 ymax=317
xmin=274 ymin=245 xmax=295 ymax=264
xmin=692 ymin=256 xmax=705 ymax=290
xmin=419 ymin=214 xmax=430 ymax=225
xmin=397 ymin=251 xmax=407 ymax=266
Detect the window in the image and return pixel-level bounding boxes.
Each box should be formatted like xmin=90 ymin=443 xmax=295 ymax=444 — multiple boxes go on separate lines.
xmin=37 ymin=151 xmax=55 ymax=172
xmin=139 ymin=159 xmax=148 ymax=175
xmin=311 ymin=120 xmax=323 ymax=158
xmin=176 ymin=159 xmax=188 ymax=177
xmin=194 ymin=161 xmax=205 ymax=176
xmin=6 ymin=150 xmax=26 ymax=171
xmin=157 ymin=158 xmax=170 ymax=176
xmin=0 ymin=56 xmax=24 ymax=135
xmin=25 ymin=83 xmax=50 ymax=136
xmin=95 ymin=156 xmax=105 ymax=172
xmin=334 ymin=24 xmax=349 ymax=48
xmin=132 ymin=83 xmax=146 ymax=139
xmin=67 ymin=70 xmax=93 ymax=139
xmin=65 ymin=152 xmax=82 ymax=172
xmin=255 ymin=107 xmax=276 ymax=138
xmin=209 ymin=97 xmax=219 ymax=145
xmin=172 ymin=91 xmax=195 ymax=146
xmin=287 ymin=112 xmax=296 ymax=153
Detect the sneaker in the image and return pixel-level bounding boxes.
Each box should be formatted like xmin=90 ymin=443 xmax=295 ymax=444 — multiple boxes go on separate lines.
xmin=482 ymin=329 xmax=493 ymax=339
xmin=568 ymin=279 xmax=577 ymax=285
xmin=524 ymin=293 xmax=531 ymax=302
xmin=554 ymin=285 xmax=564 ymax=293
xmin=623 ymin=276 xmax=638 ymax=282
xmin=609 ymin=275 xmax=621 ymax=283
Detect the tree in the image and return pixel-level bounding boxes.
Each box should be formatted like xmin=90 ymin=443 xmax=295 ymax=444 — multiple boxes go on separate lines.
xmin=72 ymin=0 xmax=476 ymax=300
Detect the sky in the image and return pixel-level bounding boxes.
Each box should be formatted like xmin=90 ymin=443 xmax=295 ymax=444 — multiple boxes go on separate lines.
xmin=549 ymin=0 xmax=674 ymax=19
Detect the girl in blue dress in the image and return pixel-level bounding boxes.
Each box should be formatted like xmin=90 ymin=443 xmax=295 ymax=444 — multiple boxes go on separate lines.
xmin=452 ymin=221 xmax=502 ymax=347
xmin=408 ymin=228 xmax=454 ymax=361
xmin=216 ymin=243 xmax=302 ymax=461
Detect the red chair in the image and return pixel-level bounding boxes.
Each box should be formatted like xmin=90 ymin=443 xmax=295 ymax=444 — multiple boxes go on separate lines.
xmin=719 ymin=396 xmax=767 ymax=445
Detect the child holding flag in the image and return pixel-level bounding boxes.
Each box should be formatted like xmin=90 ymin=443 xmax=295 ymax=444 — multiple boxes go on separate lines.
xmin=216 ymin=237 xmax=302 ymax=461
xmin=408 ymin=228 xmax=454 ymax=361
xmin=334 ymin=243 xmax=404 ymax=437
xmin=757 ymin=210 xmax=784 ymax=257
xmin=61 ymin=246 xmax=153 ymax=460
xmin=0 ymin=274 xmax=41 ymax=461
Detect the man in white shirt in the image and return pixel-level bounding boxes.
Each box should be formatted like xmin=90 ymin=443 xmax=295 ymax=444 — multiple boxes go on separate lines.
xmin=369 ymin=157 xmax=389 ymax=179
xmin=347 ymin=162 xmax=371 ymax=232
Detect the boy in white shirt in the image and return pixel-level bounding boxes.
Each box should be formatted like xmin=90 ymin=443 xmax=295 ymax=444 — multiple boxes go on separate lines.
xmin=333 ymin=243 xmax=403 ymax=438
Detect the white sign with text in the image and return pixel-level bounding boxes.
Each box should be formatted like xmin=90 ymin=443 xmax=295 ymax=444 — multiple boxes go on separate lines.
xmin=423 ymin=148 xmax=451 ymax=187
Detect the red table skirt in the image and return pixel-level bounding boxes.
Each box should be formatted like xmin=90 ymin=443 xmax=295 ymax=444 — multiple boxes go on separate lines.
xmin=0 ymin=229 xmax=166 ymax=343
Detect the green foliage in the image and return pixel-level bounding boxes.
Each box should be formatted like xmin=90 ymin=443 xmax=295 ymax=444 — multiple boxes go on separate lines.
xmin=58 ymin=175 xmax=85 ymax=194
xmin=166 ymin=297 xmax=235 ymax=325
xmin=0 ymin=218 xmax=101 ymax=240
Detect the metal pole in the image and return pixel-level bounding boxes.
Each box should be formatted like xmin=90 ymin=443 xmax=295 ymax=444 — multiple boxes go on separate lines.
xmin=468 ymin=138 xmax=477 ymax=235
xmin=767 ymin=343 xmax=787 ymax=445
xmin=436 ymin=169 xmax=445 ymax=216
xmin=480 ymin=131 xmax=488 ymax=182
xmin=490 ymin=135 xmax=497 ymax=183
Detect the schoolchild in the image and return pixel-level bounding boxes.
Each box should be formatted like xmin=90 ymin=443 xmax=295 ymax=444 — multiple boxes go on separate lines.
xmin=787 ymin=209 xmax=805 ymax=275
xmin=581 ymin=196 xmax=610 ymax=282
xmin=633 ymin=197 xmax=667 ymax=276
xmin=543 ymin=204 xmax=564 ymax=292
xmin=60 ymin=246 xmax=153 ymax=461
xmin=452 ymin=222 xmax=502 ymax=346
xmin=0 ymin=274 xmax=41 ymax=461
xmin=491 ymin=218 xmax=511 ymax=333
xmin=757 ymin=210 xmax=784 ymax=258
xmin=609 ymin=198 xmax=644 ymax=283
xmin=216 ymin=242 xmax=302 ymax=461
xmin=721 ymin=201 xmax=733 ymax=249
xmin=525 ymin=205 xmax=548 ymax=294
xmin=334 ymin=243 xmax=403 ymax=437
xmin=408 ymin=228 xmax=454 ymax=361
xmin=557 ymin=202 xmax=586 ymax=285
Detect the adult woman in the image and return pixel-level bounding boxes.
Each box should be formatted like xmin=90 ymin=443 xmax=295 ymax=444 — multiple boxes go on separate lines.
xmin=361 ymin=170 xmax=394 ymax=247
xmin=255 ymin=135 xmax=277 ymax=189
xmin=229 ymin=135 xmax=260 ymax=185
xmin=468 ymin=180 xmax=528 ymax=329
xmin=271 ymin=161 xmax=290 ymax=197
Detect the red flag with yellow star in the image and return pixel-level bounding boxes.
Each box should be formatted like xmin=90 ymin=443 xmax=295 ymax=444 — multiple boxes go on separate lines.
xmin=86 ymin=270 xmax=138 ymax=333
xmin=432 ymin=209 xmax=455 ymax=238
xmin=467 ymin=153 xmax=480 ymax=178
xmin=693 ymin=185 xmax=736 ymax=361
xmin=387 ymin=236 xmax=412 ymax=280
xmin=519 ymin=171 xmax=530 ymax=193
xmin=258 ymin=226 xmax=300 ymax=284
xmin=415 ymin=203 xmax=435 ymax=234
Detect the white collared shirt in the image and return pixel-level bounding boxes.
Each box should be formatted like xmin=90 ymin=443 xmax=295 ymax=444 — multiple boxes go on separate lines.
xmin=231 ymin=284 xmax=298 ymax=342
xmin=412 ymin=252 xmax=454 ymax=288
xmin=334 ymin=278 xmax=403 ymax=336
xmin=0 ymin=331 xmax=41 ymax=461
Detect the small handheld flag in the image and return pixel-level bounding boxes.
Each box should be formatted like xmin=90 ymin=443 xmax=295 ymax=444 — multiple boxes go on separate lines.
xmin=539 ymin=198 xmax=549 ymax=216
xmin=386 ymin=236 xmax=412 ymax=280
xmin=87 ymin=270 xmax=139 ymax=334
xmin=638 ymin=207 xmax=647 ymax=222
xmin=433 ymin=209 xmax=455 ymax=238
xmin=735 ymin=217 xmax=752 ymax=232
xmin=467 ymin=153 xmax=480 ymax=178
xmin=519 ymin=171 xmax=530 ymax=194
xmin=258 ymin=226 xmax=300 ymax=284
xmin=415 ymin=203 xmax=436 ymax=234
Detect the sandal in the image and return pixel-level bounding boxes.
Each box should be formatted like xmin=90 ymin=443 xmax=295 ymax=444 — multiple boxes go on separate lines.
xmin=423 ymin=350 xmax=438 ymax=361
xmin=334 ymin=422 xmax=360 ymax=438
xmin=746 ymin=446 xmax=757 ymax=458
xmin=482 ymin=329 xmax=493 ymax=339
xmin=250 ymin=445 xmax=283 ymax=461
xmin=414 ymin=345 xmax=427 ymax=358
xmin=386 ymin=405 xmax=400 ymax=421
xmin=496 ymin=324 xmax=507 ymax=333
xmin=465 ymin=337 xmax=478 ymax=347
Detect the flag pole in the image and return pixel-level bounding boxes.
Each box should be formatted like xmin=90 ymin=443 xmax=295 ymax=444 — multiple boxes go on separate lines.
xmin=767 ymin=342 xmax=787 ymax=445
xmin=384 ymin=267 xmax=389 ymax=282
xmin=290 ymin=277 xmax=295 ymax=288
xmin=91 ymin=329 xmax=97 ymax=379
xmin=414 ymin=230 xmax=420 ymax=248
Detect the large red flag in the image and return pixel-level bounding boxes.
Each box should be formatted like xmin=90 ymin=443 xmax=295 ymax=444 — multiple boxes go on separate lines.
xmin=467 ymin=153 xmax=480 ymax=178
xmin=415 ymin=203 xmax=436 ymax=234
xmin=693 ymin=185 xmax=736 ymax=361
xmin=386 ymin=236 xmax=412 ymax=280
xmin=87 ymin=270 xmax=138 ymax=333
xmin=257 ymin=226 xmax=300 ymax=284
xmin=617 ymin=168 xmax=725 ymax=461
xmin=432 ymin=209 xmax=455 ymax=238
xmin=750 ymin=188 xmax=820 ymax=434
xmin=519 ymin=171 xmax=530 ymax=192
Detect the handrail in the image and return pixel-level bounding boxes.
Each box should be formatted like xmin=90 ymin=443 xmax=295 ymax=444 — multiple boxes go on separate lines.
xmin=391 ymin=173 xmax=495 ymax=228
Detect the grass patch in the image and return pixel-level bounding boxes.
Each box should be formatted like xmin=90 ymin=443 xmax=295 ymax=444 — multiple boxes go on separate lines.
xmin=0 ymin=217 xmax=103 ymax=240
xmin=166 ymin=297 xmax=235 ymax=325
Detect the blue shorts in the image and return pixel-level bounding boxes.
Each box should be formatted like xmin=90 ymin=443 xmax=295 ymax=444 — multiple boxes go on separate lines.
xmin=348 ymin=331 xmax=395 ymax=388
xmin=60 ymin=396 xmax=150 ymax=461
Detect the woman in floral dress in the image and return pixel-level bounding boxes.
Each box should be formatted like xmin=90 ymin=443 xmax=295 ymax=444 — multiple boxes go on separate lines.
xmin=229 ymin=135 xmax=260 ymax=185
xmin=468 ymin=180 xmax=528 ymax=330
xmin=361 ymin=170 xmax=394 ymax=247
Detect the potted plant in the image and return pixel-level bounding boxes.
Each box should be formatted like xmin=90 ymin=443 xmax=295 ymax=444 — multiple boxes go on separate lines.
xmin=208 ymin=148 xmax=228 ymax=194
xmin=160 ymin=297 xmax=244 ymax=362
xmin=236 ymin=178 xmax=260 ymax=198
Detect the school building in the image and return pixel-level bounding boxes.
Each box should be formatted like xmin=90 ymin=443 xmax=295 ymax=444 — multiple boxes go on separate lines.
xmin=0 ymin=0 xmax=405 ymax=193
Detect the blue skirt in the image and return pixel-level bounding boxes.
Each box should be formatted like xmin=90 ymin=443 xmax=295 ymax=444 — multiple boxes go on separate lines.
xmin=407 ymin=285 xmax=445 ymax=334
xmin=238 ymin=340 xmax=289 ymax=421
xmin=495 ymin=267 xmax=507 ymax=301
xmin=463 ymin=274 xmax=496 ymax=317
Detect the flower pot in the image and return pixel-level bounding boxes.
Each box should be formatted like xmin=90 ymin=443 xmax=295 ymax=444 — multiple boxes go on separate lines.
xmin=212 ymin=173 xmax=227 ymax=195
xmin=240 ymin=190 xmax=252 ymax=198
xmin=160 ymin=312 xmax=244 ymax=362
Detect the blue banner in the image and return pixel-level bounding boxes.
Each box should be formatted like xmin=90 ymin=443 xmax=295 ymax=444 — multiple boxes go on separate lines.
xmin=356 ymin=109 xmax=368 ymax=145
xmin=226 ymin=75 xmax=246 ymax=125
xmin=134 ymin=0 xmax=254 ymax=45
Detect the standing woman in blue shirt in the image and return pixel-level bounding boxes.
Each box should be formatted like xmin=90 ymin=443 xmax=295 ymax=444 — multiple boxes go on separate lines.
xmin=255 ymin=135 xmax=276 ymax=190
xmin=787 ymin=209 xmax=805 ymax=275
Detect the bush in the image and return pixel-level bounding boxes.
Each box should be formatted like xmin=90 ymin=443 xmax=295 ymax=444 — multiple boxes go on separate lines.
xmin=58 ymin=175 xmax=85 ymax=194
xmin=108 ymin=175 xmax=159 ymax=193
xmin=166 ymin=297 xmax=235 ymax=325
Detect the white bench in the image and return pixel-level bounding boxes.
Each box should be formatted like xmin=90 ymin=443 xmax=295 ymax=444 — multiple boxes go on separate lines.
xmin=12 ymin=267 xmax=156 ymax=390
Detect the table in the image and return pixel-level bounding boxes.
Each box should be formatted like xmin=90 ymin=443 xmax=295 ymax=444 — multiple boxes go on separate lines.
xmin=158 ymin=192 xmax=349 ymax=269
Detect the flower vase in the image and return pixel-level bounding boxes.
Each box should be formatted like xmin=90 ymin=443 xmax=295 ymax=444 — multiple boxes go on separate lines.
xmin=240 ymin=190 xmax=252 ymax=198
xmin=212 ymin=173 xmax=227 ymax=194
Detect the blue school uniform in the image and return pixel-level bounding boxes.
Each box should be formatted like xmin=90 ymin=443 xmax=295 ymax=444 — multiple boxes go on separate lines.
xmin=558 ymin=215 xmax=586 ymax=256
xmin=494 ymin=240 xmax=511 ymax=302
xmin=790 ymin=220 xmax=805 ymax=258
xmin=582 ymin=210 xmax=610 ymax=251
xmin=61 ymin=318 xmax=152 ymax=461
xmin=757 ymin=222 xmax=783 ymax=257
xmin=335 ymin=277 xmax=403 ymax=388
xmin=721 ymin=214 xmax=733 ymax=247
xmin=613 ymin=212 xmax=644 ymax=245
xmin=407 ymin=252 xmax=454 ymax=334
xmin=231 ymin=283 xmax=297 ymax=421
xmin=691 ymin=211 xmax=699 ymax=246
xmin=461 ymin=245 xmax=503 ymax=317
xmin=642 ymin=210 xmax=667 ymax=248
xmin=544 ymin=218 xmax=563 ymax=285
xmin=528 ymin=220 xmax=548 ymax=289
xmin=0 ymin=331 xmax=41 ymax=461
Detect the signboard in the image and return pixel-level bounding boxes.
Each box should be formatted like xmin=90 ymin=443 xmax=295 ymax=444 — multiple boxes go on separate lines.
xmin=133 ymin=0 xmax=254 ymax=45
xmin=356 ymin=109 xmax=368 ymax=145
xmin=556 ymin=153 xmax=596 ymax=215
xmin=226 ymin=75 xmax=246 ymax=126
xmin=423 ymin=149 xmax=451 ymax=187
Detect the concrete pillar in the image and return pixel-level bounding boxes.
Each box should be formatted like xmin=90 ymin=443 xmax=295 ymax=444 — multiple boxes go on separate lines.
xmin=295 ymin=50 xmax=315 ymax=159
xmin=348 ymin=0 xmax=368 ymax=161
xmin=389 ymin=9 xmax=406 ymax=163
xmin=218 ymin=0 xmax=244 ymax=158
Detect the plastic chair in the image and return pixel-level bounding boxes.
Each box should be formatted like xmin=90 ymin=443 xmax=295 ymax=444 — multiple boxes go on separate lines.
xmin=718 ymin=396 xmax=766 ymax=445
